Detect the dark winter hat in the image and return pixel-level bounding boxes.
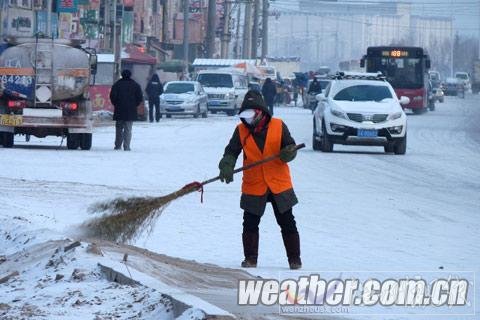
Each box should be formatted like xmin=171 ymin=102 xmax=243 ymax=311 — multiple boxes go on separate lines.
xmin=239 ymin=90 xmax=271 ymax=116
xmin=121 ymin=69 xmax=132 ymax=79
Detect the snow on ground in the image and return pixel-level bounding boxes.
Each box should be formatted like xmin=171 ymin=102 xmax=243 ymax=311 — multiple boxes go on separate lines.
xmin=0 ymin=94 xmax=479 ymax=319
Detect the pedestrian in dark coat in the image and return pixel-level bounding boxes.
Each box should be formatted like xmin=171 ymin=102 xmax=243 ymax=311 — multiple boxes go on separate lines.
xmin=146 ymin=73 xmax=163 ymax=122
xmin=261 ymin=77 xmax=277 ymax=115
xmin=110 ymin=69 xmax=143 ymax=151
xmin=218 ymin=90 xmax=302 ymax=270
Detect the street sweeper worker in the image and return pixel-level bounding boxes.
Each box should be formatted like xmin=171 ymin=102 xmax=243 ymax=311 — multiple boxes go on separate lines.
xmin=218 ymin=90 xmax=302 ymax=270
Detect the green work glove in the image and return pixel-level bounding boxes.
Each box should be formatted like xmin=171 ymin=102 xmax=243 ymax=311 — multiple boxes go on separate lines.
xmin=279 ymin=144 xmax=297 ymax=163
xmin=218 ymin=154 xmax=236 ymax=184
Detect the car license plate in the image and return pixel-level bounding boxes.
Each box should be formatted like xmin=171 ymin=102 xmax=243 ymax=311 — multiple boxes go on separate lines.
xmin=357 ymin=129 xmax=378 ymax=137
xmin=0 ymin=114 xmax=23 ymax=126
xmin=209 ymin=100 xmax=220 ymax=106
xmin=166 ymin=107 xmax=184 ymax=112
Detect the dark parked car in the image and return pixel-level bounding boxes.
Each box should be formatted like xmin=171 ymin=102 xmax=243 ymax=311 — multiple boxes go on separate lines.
xmin=444 ymin=78 xmax=459 ymax=96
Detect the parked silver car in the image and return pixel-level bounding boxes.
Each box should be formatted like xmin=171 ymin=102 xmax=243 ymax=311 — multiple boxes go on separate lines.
xmin=160 ymin=81 xmax=208 ymax=118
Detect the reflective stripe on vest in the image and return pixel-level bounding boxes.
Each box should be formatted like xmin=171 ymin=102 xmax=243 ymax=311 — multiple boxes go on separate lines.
xmin=238 ymin=118 xmax=293 ymax=196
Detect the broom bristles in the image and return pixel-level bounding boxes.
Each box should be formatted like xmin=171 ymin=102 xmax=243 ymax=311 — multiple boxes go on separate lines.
xmin=83 ymin=185 xmax=199 ymax=243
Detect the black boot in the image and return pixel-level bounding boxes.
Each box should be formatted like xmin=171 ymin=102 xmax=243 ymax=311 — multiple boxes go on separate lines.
xmin=282 ymin=232 xmax=302 ymax=270
xmin=241 ymin=232 xmax=259 ymax=268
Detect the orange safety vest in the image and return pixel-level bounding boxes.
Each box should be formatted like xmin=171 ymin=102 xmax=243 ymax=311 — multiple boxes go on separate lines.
xmin=238 ymin=117 xmax=293 ymax=196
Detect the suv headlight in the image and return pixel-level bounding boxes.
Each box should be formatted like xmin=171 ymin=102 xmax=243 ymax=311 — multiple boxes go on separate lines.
xmin=388 ymin=112 xmax=402 ymax=120
xmin=225 ymin=93 xmax=235 ymax=100
xmin=330 ymin=108 xmax=346 ymax=119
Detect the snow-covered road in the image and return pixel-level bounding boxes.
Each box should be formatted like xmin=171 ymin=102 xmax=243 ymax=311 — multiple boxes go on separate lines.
xmin=1 ymin=94 xmax=479 ymax=319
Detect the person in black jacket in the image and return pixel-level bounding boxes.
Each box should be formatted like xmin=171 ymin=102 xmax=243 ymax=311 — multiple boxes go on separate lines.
xmin=110 ymin=69 xmax=143 ymax=151
xmin=261 ymin=77 xmax=277 ymax=115
xmin=146 ymin=74 xmax=164 ymax=122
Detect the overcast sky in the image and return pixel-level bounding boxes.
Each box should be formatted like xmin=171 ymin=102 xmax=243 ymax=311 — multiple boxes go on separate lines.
xmin=271 ymin=0 xmax=480 ymax=36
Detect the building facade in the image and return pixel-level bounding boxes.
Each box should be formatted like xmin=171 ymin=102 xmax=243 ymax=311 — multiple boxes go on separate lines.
xmin=270 ymin=1 xmax=453 ymax=73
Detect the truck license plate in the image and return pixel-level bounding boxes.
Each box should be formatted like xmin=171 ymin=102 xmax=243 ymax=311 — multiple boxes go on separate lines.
xmin=357 ymin=129 xmax=378 ymax=137
xmin=0 ymin=114 xmax=23 ymax=126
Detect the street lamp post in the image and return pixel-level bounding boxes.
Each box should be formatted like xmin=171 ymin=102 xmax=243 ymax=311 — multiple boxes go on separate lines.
xmin=183 ymin=0 xmax=189 ymax=78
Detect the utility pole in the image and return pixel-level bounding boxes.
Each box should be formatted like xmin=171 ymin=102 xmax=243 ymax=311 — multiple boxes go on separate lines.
xmin=46 ymin=0 xmax=52 ymax=36
xmin=113 ymin=0 xmax=122 ymax=81
xmin=183 ymin=0 xmax=189 ymax=77
xmin=478 ymin=1 xmax=480 ymax=59
xmin=206 ymin=0 xmax=216 ymax=58
xmin=221 ymin=0 xmax=232 ymax=58
xmin=243 ymin=0 xmax=252 ymax=59
xmin=235 ymin=4 xmax=242 ymax=58
xmin=251 ymin=0 xmax=260 ymax=59
xmin=261 ymin=0 xmax=268 ymax=60
xmin=450 ymin=0 xmax=454 ymax=76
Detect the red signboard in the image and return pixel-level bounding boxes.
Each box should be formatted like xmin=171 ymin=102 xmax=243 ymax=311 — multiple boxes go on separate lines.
xmin=89 ymin=85 xmax=113 ymax=112
xmin=123 ymin=0 xmax=134 ymax=7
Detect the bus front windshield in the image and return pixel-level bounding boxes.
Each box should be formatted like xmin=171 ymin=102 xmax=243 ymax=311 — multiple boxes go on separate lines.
xmin=368 ymin=57 xmax=424 ymax=89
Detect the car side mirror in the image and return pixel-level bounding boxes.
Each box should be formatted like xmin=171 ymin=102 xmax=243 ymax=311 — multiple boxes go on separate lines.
xmin=399 ymin=96 xmax=410 ymax=105
xmin=316 ymin=93 xmax=326 ymax=101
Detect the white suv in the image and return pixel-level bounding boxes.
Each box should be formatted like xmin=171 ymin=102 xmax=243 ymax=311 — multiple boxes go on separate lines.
xmin=454 ymin=72 xmax=471 ymax=92
xmin=312 ymin=72 xmax=409 ymax=154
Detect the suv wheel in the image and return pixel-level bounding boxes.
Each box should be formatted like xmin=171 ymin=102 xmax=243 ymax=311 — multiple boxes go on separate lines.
xmin=394 ymin=135 xmax=407 ymax=155
xmin=384 ymin=143 xmax=394 ymax=153
xmin=312 ymin=119 xmax=321 ymax=151
xmin=320 ymin=121 xmax=333 ymax=152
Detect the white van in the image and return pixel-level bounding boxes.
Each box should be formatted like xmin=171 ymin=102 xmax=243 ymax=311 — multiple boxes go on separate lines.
xmin=454 ymin=72 xmax=471 ymax=91
xmin=196 ymin=69 xmax=248 ymax=116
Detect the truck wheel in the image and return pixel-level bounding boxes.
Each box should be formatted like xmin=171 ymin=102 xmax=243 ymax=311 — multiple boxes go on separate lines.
xmin=3 ymin=132 xmax=14 ymax=148
xmin=320 ymin=121 xmax=333 ymax=152
xmin=394 ymin=135 xmax=407 ymax=155
xmin=80 ymin=133 xmax=92 ymax=150
xmin=67 ymin=133 xmax=80 ymax=150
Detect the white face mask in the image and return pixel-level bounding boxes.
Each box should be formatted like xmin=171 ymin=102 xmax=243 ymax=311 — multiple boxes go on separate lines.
xmin=243 ymin=116 xmax=255 ymax=124
xmin=239 ymin=109 xmax=257 ymax=125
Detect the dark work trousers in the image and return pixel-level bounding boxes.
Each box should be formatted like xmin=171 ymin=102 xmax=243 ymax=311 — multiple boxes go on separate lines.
xmin=149 ymin=99 xmax=160 ymax=122
xmin=243 ymin=193 xmax=298 ymax=235
xmin=115 ymin=120 xmax=133 ymax=150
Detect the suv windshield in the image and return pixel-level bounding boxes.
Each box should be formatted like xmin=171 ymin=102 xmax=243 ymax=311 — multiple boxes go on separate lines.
xmin=164 ymin=83 xmax=195 ymax=94
xmin=455 ymin=74 xmax=468 ymax=80
xmin=197 ymin=74 xmax=234 ymax=88
xmin=334 ymin=85 xmax=393 ymax=102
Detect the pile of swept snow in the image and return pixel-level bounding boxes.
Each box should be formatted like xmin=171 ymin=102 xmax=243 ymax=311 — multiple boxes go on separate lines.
xmin=0 ymin=216 xmax=205 ymax=320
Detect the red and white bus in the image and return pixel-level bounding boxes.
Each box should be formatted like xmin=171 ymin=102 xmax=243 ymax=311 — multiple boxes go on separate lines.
xmin=361 ymin=46 xmax=431 ymax=114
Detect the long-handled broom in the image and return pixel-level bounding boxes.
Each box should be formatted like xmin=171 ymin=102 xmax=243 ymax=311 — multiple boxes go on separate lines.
xmin=83 ymin=143 xmax=305 ymax=243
